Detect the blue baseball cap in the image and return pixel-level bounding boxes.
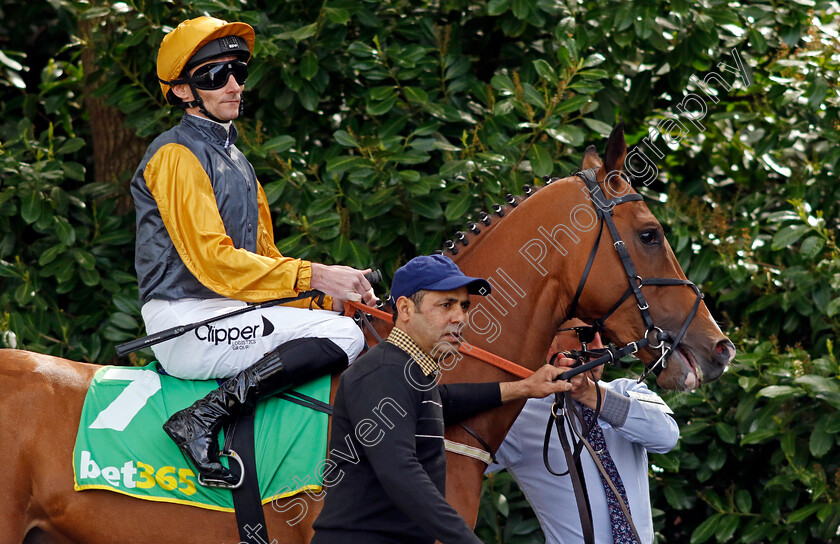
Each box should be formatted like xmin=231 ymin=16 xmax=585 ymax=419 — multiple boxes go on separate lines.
xmin=391 ymin=255 xmax=491 ymax=301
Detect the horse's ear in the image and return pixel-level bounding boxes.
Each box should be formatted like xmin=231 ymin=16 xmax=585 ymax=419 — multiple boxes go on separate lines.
xmin=602 ymin=121 xmax=627 ymax=175
xmin=581 ymin=145 xmax=603 ymax=170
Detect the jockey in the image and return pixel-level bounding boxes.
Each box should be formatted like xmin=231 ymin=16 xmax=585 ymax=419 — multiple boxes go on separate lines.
xmin=130 ymin=16 xmax=375 ymax=487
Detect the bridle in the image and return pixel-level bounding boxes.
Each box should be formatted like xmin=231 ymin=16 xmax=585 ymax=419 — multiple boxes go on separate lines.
xmin=565 ymin=168 xmax=704 ymax=381
xmin=539 ymin=168 xmax=705 ymax=544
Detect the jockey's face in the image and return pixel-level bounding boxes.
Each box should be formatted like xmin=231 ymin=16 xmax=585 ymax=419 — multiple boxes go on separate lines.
xmin=172 ymin=54 xmax=245 ymax=122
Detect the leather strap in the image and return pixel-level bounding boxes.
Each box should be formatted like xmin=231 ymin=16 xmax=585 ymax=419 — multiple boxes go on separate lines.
xmin=227 ymin=409 xmax=271 ymax=544
xmin=344 ymin=300 xmax=534 ymax=379
xmin=277 ymin=390 xmax=333 ymax=415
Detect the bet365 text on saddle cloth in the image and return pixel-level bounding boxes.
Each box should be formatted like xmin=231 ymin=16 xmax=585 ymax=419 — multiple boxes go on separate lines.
xmin=73 ymin=362 xmax=329 ymax=511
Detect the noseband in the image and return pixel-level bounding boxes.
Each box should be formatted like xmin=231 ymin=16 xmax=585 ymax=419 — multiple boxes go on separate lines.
xmin=564 ymin=168 xmax=704 ymax=381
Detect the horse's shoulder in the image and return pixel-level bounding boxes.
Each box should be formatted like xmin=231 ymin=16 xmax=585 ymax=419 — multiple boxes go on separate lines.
xmin=0 ymin=348 xmax=98 ymax=389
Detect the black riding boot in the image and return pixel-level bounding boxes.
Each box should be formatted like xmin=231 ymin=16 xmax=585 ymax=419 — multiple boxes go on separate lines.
xmin=162 ymin=337 xmax=348 ymax=488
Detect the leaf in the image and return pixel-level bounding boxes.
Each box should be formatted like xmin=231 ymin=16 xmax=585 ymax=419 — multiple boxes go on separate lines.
xmin=445 ymin=191 xmax=473 ymax=221
xmin=20 ymin=189 xmax=41 ymax=224
xmin=740 ymin=428 xmax=777 ymax=445
xmin=800 ymin=235 xmax=825 ymax=259
xmin=325 ymin=155 xmax=369 ymax=174
xmin=715 ymin=422 xmax=736 ymax=444
xmin=809 ymin=423 xmax=833 ymax=457
xmin=487 ymin=0 xmax=510 ymax=16
xmin=109 ymin=311 xmax=139 ymax=330
xmin=264 ymin=135 xmax=295 ymax=153
xmin=14 ymin=283 xmax=34 ymax=306
xmin=532 ymin=59 xmax=558 ymax=84
xmin=78 ymin=267 xmax=100 ymax=287
xmin=690 ymin=513 xmax=722 ymax=543
xmin=80 ymin=6 xmax=110 ymax=19
xmin=771 ymin=224 xmax=810 ymax=250
xmin=63 ymin=162 xmax=85 ymax=181
xmin=53 ymin=216 xmax=75 ymax=246
xmin=72 ymin=250 xmax=96 ymax=270
xmin=300 ymin=51 xmax=319 ymax=80
xmin=404 ymin=86 xmax=429 ymax=104
xmin=57 ymin=137 xmax=86 ymax=155
xmin=324 ymin=7 xmax=350 ymax=25
xmin=757 ymin=385 xmax=798 ymax=399
xmin=664 ymin=484 xmax=692 ymax=509
xmin=0 ymin=50 xmax=23 ymax=71
xmin=439 ymin=160 xmax=476 ymax=178
xmin=367 ymin=95 xmax=398 ymax=116
xmin=781 ymin=432 xmax=796 ymax=458
xmin=291 ymin=23 xmax=318 ymax=43
xmin=490 ymin=74 xmax=516 ymax=93
xmin=330 ymin=235 xmax=351 ymax=261
xmin=807 ymin=77 xmax=828 ymax=110
xmin=555 ymin=94 xmax=590 ymax=114
xmin=346 ymin=239 xmax=373 ymax=269
xmin=333 ymin=130 xmax=358 ymax=148
xmin=547 ymin=125 xmax=585 ymax=146
xmin=528 ymin=145 xmax=553 ymax=177
xmin=735 ymin=489 xmax=753 ymax=513
xmin=407 ymin=197 xmax=442 ymax=219
xmin=788 ymin=503 xmax=823 ymax=523
xmin=582 ymin=118 xmax=613 ymax=136
xmin=762 ymin=154 xmax=792 ymax=177
xmin=297 ymin=85 xmax=320 ymax=111
xmin=95 ymin=231 xmax=134 ymax=245
xmin=714 ymin=514 xmax=740 ymax=542
xmin=826 ymin=297 xmax=840 ymax=318
xmin=39 ymin=244 xmax=65 ymax=266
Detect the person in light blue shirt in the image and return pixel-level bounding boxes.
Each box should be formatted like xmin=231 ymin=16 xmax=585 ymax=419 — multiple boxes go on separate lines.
xmin=487 ymin=319 xmax=679 ymax=543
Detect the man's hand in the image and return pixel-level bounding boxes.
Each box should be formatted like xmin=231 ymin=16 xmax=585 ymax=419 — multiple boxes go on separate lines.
xmin=310 ymin=263 xmax=377 ymax=308
xmin=555 ymin=359 xmax=605 ymax=409
xmin=499 ymin=361 xmax=574 ymax=403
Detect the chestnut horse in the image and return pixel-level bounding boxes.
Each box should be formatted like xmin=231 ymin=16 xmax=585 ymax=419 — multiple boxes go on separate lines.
xmin=2 ymin=125 xmax=735 ymax=543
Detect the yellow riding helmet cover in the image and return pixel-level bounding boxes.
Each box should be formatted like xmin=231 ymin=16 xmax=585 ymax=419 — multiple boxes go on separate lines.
xmin=157 ymin=16 xmax=255 ymax=104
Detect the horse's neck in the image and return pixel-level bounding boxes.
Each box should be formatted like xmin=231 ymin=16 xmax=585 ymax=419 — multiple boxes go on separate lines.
xmin=451 ymin=180 xmax=588 ymax=367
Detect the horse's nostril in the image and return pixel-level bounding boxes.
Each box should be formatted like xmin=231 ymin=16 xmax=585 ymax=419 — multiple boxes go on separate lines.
xmin=714 ymin=339 xmax=735 ymax=364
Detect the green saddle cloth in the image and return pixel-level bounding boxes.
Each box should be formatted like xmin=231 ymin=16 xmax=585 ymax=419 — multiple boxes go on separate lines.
xmin=73 ymin=362 xmax=329 ymax=511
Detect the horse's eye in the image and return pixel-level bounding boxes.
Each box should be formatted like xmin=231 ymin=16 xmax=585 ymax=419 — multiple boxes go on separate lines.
xmin=639 ymin=229 xmax=660 ymax=245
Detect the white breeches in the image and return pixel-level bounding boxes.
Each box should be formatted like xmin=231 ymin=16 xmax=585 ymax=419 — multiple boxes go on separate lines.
xmin=141 ymin=298 xmax=364 ymax=380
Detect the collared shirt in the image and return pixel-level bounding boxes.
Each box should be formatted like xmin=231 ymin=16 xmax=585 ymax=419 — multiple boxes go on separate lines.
xmin=385 ymin=327 xmax=438 ymax=376
xmin=487 ymin=378 xmax=679 ymax=544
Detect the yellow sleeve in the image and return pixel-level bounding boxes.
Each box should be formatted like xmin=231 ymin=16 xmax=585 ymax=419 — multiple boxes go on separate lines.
xmin=144 ymin=143 xmax=329 ymax=308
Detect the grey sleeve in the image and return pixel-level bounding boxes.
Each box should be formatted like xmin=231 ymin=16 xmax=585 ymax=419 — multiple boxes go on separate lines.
xmin=598 ymin=388 xmax=631 ymax=427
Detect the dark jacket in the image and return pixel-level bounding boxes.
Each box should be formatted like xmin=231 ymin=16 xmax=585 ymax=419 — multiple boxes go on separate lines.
xmin=312 ymin=341 xmax=501 ymax=544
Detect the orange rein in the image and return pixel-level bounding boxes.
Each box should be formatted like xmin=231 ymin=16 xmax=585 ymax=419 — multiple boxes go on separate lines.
xmin=343 ymin=300 xmax=534 ymax=379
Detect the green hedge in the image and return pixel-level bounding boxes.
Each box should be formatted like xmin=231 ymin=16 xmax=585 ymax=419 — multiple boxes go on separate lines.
xmin=1 ymin=0 xmax=838 ymax=541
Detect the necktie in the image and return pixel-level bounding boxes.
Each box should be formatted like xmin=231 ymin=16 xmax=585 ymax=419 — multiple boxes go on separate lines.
xmin=581 ymin=404 xmax=635 ymax=543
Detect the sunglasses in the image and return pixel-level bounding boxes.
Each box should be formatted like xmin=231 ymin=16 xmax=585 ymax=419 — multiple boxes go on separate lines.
xmin=190 ymin=61 xmax=248 ymax=90
xmin=558 ymin=325 xmax=598 ymax=344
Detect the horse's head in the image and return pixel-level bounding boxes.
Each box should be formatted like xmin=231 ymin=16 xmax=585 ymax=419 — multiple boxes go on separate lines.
xmin=569 ymin=123 xmax=735 ymax=391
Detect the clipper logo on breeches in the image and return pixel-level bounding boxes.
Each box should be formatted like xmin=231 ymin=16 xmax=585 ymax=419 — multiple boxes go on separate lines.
xmin=194 ymin=316 xmax=275 ymax=350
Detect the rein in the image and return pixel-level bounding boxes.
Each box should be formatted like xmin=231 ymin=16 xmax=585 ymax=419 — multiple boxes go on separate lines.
xmin=343 ymin=300 xmax=534 ymax=379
